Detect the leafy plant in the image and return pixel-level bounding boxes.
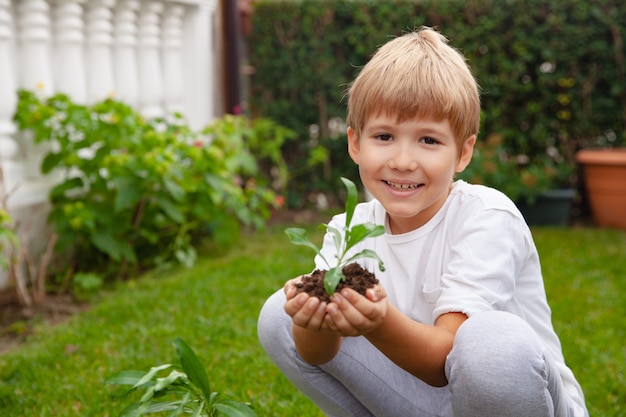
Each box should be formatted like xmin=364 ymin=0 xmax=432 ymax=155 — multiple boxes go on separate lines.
xmin=459 ymin=133 xmax=574 ymax=204
xmin=106 ymin=337 xmax=257 ymax=417
xmin=13 ymin=89 xmax=292 ymax=281
xmin=71 ymin=272 xmax=104 ymax=301
xmin=285 ymin=177 xmax=385 ymax=295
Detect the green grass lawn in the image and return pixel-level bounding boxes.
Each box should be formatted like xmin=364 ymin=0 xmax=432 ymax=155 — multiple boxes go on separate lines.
xmin=0 ymin=223 xmax=624 ymax=416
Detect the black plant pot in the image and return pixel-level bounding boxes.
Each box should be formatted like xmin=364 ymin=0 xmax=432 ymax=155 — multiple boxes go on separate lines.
xmin=516 ymin=189 xmax=575 ymax=227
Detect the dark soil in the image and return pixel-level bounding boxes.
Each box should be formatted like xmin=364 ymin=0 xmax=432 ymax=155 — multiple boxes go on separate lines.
xmin=294 ymin=262 xmax=379 ymax=303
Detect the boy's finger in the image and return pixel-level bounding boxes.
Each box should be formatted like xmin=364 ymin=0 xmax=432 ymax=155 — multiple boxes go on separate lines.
xmin=328 ymin=293 xmax=367 ymax=335
xmin=366 ymin=285 xmax=387 ymax=302
xmin=340 ymin=288 xmax=379 ymax=319
xmin=288 ymin=296 xmax=327 ymax=331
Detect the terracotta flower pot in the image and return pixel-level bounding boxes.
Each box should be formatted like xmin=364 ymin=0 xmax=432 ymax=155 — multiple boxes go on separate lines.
xmin=576 ymin=148 xmax=626 ymax=230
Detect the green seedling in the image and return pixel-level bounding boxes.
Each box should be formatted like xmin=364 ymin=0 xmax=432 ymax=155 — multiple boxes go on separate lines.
xmin=285 ymin=177 xmax=385 ymax=295
xmin=105 ymin=337 xmax=257 ymax=417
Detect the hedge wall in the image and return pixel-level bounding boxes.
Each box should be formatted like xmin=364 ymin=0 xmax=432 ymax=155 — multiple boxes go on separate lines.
xmin=248 ymin=0 xmax=625 ymax=206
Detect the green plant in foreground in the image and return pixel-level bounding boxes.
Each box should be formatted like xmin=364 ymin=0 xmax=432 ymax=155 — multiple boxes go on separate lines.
xmin=106 ymin=337 xmax=257 ymax=417
xmin=285 ymin=177 xmax=385 ymax=295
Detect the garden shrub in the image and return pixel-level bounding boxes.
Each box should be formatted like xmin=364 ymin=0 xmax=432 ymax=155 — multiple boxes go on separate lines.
xmin=13 ymin=89 xmax=294 ymax=281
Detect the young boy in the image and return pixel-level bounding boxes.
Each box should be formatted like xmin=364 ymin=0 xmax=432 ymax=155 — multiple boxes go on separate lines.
xmin=258 ymin=27 xmax=588 ymax=417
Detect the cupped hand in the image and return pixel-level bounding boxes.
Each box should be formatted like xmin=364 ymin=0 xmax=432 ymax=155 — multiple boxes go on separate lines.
xmin=283 ymin=277 xmax=329 ymax=332
xmin=325 ymin=284 xmax=388 ymax=337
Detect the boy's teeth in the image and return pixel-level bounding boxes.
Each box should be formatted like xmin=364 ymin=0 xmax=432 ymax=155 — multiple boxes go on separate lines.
xmin=387 ymin=181 xmax=418 ymax=190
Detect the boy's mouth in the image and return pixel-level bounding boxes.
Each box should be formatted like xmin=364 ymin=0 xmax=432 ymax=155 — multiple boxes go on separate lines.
xmin=384 ymin=180 xmax=422 ymax=190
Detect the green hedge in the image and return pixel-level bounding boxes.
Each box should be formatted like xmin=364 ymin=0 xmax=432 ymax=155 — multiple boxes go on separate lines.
xmin=248 ymin=0 xmax=625 ymax=206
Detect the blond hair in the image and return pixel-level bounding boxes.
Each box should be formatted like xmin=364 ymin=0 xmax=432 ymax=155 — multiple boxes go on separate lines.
xmin=346 ymin=27 xmax=480 ymax=146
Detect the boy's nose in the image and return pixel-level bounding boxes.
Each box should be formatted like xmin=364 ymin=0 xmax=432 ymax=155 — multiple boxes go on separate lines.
xmin=388 ymin=148 xmax=419 ymax=171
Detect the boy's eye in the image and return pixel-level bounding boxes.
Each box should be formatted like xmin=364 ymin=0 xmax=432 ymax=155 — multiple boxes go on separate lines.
xmin=421 ymin=136 xmax=439 ymax=145
xmin=375 ymin=134 xmax=393 ymax=142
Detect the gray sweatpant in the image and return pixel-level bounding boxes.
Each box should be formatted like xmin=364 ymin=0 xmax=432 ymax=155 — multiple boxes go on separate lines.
xmin=258 ymin=289 xmax=574 ymax=417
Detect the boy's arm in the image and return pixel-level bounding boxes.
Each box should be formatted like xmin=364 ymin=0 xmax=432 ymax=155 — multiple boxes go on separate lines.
xmin=292 ymin=322 xmax=342 ymax=365
xmin=284 ymin=282 xmax=342 ymax=365
xmin=327 ymin=288 xmax=466 ymax=387
xmin=366 ymin=306 xmax=466 ymax=387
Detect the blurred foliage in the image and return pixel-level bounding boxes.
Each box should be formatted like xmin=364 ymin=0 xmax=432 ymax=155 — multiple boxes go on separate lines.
xmin=13 ymin=89 xmax=294 ymax=283
xmin=460 ymin=133 xmax=573 ymax=204
xmin=249 ymin=0 xmax=625 ymax=205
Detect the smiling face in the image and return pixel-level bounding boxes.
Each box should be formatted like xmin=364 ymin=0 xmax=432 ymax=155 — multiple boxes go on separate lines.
xmin=348 ymin=113 xmax=475 ymax=234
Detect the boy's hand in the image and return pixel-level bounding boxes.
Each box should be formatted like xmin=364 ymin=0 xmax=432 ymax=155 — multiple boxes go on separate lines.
xmin=283 ymin=277 xmax=329 ymax=332
xmin=283 ymin=278 xmax=388 ymax=336
xmin=325 ymin=285 xmax=388 ymax=337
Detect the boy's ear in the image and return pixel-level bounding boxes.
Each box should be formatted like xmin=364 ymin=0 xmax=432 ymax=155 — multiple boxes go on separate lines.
xmin=347 ymin=127 xmax=360 ymax=165
xmin=455 ymin=135 xmax=476 ymax=173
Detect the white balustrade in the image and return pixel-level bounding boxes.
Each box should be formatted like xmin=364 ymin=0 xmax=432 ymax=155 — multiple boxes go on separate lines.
xmin=137 ymin=0 xmax=164 ymax=118
xmin=0 ymin=0 xmax=20 ymax=196
xmin=1 ymin=0 xmax=221 ymax=289
xmin=16 ymin=0 xmax=54 ymax=94
xmin=182 ymin=0 xmax=218 ymax=129
xmin=162 ymin=3 xmax=184 ymax=114
xmin=16 ymin=0 xmax=53 ymax=183
xmin=52 ymin=0 xmax=86 ymax=102
xmin=113 ymin=0 xmax=140 ymax=106
xmin=85 ymin=0 xmax=116 ymax=102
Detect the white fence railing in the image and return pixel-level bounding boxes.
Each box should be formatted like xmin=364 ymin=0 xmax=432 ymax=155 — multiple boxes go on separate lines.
xmin=0 ymin=0 xmax=221 ymax=288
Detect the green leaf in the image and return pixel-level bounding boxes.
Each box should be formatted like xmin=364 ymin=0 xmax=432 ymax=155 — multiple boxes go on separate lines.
xmin=41 ymin=152 xmax=64 ymax=174
xmin=167 ymin=393 xmax=191 ymax=417
xmin=340 ymin=177 xmax=358 ymax=229
xmin=156 ymin=195 xmax=186 ymax=224
xmin=153 ymin=370 xmax=188 ymax=392
xmin=105 ymin=370 xmax=147 ymax=386
xmin=344 ymin=223 xmax=384 ymax=253
xmin=91 ymin=231 xmax=123 ymax=260
xmin=174 ymin=246 xmax=197 ymax=269
xmin=119 ymin=241 xmax=138 ymax=264
xmin=133 ymin=364 xmax=173 ymax=388
xmin=190 ymin=405 xmax=204 ymax=417
xmin=114 ymin=177 xmax=142 ymax=210
xmin=139 ymin=385 xmax=157 ymax=403
xmin=172 ymin=338 xmax=213 ymax=402
xmin=214 ymin=400 xmax=257 ymax=417
xmin=50 ymin=177 xmax=84 ymax=198
xmin=147 ymin=400 xmax=186 ymax=415
xmin=91 ymin=231 xmax=137 ymax=263
xmin=286 ymin=227 xmax=332 ymax=268
xmin=325 ymin=225 xmax=343 ymax=260
xmin=324 ymin=267 xmax=344 ymax=295
xmin=163 ymin=179 xmax=185 ymax=202
xmin=209 ymin=391 xmax=219 ymax=406
xmin=284 ymin=228 xmax=319 ymax=254
xmin=343 ymin=249 xmax=386 ymax=272
xmin=118 ymin=402 xmax=144 ymax=417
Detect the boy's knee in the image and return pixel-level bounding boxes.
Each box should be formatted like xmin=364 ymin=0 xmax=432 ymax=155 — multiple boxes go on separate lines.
xmin=446 ymin=311 xmax=545 ymax=392
xmin=257 ymin=290 xmax=292 ymax=353
xmin=446 ymin=311 xmax=556 ymax=416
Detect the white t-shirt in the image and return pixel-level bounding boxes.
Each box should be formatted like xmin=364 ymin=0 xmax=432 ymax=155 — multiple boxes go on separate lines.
xmin=315 ymin=180 xmax=586 ymax=414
